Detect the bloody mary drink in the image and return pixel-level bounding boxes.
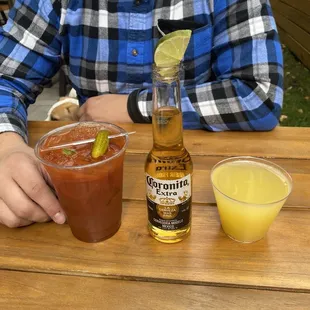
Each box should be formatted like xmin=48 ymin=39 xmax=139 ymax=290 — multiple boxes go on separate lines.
xmin=35 ymin=122 xmax=128 ymax=243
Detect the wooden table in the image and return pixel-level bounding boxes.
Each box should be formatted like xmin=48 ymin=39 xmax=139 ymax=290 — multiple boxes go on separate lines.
xmin=1 ymin=122 xmax=310 ymax=309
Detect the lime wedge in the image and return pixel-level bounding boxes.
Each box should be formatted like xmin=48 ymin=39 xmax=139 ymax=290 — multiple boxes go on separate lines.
xmin=154 ymin=30 xmax=192 ymax=67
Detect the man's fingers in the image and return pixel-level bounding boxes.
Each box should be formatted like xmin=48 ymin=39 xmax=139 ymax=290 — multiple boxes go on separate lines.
xmin=0 ymin=179 xmax=51 ymax=223
xmin=40 ymin=165 xmax=56 ymax=191
xmin=77 ymin=100 xmax=98 ymax=121
xmin=79 ymin=114 xmax=86 ymax=121
xmin=77 ymin=103 xmax=85 ymax=119
xmin=0 ymin=199 xmax=33 ymax=228
xmin=12 ymin=163 xmax=66 ymax=225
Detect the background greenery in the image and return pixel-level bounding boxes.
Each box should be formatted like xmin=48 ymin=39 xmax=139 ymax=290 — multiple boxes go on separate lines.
xmin=280 ymin=45 xmax=310 ymax=127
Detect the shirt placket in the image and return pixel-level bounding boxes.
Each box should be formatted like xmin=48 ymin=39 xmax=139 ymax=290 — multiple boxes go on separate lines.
xmin=126 ymin=0 xmax=149 ymax=87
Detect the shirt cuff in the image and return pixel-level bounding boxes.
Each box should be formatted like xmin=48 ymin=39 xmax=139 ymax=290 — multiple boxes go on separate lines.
xmin=127 ymin=89 xmax=151 ymax=123
xmin=0 ymin=113 xmax=28 ymax=143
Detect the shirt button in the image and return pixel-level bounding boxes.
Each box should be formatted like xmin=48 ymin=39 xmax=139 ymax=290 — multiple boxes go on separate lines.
xmin=135 ymin=0 xmax=140 ymax=5
xmin=131 ymin=49 xmax=138 ymax=56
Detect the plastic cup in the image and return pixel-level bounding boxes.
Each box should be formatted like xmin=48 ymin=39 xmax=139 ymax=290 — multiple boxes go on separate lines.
xmin=210 ymin=156 xmax=292 ymax=243
xmin=35 ymin=122 xmax=128 ymax=243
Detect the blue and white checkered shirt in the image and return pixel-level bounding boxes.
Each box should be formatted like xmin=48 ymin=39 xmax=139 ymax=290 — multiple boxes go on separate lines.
xmin=0 ymin=0 xmax=283 ymax=141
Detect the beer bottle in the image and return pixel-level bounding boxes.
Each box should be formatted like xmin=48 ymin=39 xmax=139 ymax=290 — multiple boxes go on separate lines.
xmin=145 ymin=64 xmax=193 ymax=243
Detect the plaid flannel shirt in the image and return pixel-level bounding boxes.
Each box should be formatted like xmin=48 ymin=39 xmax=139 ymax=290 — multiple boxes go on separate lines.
xmin=0 ymin=0 xmax=283 ymax=141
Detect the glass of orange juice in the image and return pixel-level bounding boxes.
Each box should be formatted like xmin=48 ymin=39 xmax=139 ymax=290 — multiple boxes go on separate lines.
xmin=210 ymin=156 xmax=292 ymax=243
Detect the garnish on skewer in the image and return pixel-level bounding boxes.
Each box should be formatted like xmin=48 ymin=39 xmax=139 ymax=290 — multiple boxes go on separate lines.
xmin=41 ymin=131 xmax=135 ymax=151
xmin=91 ymin=130 xmax=109 ymax=159
xmin=62 ymin=148 xmax=76 ymax=156
xmin=154 ymin=29 xmax=192 ymax=77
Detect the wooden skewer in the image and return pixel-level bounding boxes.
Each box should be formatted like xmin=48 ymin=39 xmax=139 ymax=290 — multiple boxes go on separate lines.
xmin=42 ymin=131 xmax=136 ymax=151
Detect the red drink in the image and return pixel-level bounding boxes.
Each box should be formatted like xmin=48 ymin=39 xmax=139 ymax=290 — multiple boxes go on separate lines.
xmin=35 ymin=122 xmax=128 ymax=243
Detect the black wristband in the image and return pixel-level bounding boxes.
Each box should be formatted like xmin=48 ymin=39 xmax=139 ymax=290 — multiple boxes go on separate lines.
xmin=127 ymin=89 xmax=151 ymax=123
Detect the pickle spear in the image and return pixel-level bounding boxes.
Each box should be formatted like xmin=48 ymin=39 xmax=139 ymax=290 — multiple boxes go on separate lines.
xmin=91 ymin=130 xmax=109 ymax=158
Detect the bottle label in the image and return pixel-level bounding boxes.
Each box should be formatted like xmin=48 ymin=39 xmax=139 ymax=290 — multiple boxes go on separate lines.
xmin=146 ymin=173 xmax=191 ymax=230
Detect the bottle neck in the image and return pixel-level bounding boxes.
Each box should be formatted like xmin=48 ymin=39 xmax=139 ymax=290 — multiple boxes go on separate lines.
xmin=152 ymin=64 xmax=184 ymax=150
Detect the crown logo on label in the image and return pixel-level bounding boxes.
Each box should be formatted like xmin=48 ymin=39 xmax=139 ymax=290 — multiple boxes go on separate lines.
xmin=178 ymin=190 xmax=189 ymax=202
xmin=147 ymin=191 xmax=157 ymax=201
xmin=159 ymin=197 xmax=176 ymax=205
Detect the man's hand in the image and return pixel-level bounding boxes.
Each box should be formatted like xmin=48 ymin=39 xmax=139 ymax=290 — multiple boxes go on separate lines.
xmin=77 ymin=94 xmax=133 ymax=123
xmin=0 ymin=132 xmax=66 ymax=228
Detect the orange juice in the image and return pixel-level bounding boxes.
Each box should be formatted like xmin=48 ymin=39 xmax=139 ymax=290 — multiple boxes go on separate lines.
xmin=211 ymin=157 xmax=292 ymax=243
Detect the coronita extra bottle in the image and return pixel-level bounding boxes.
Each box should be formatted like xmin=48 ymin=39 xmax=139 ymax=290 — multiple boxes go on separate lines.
xmin=145 ymin=63 xmax=193 ymax=243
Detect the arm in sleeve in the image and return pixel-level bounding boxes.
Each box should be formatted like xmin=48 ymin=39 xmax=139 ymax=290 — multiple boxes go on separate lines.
xmin=0 ymin=0 xmax=62 ymax=141
xmin=128 ymin=0 xmax=284 ymax=131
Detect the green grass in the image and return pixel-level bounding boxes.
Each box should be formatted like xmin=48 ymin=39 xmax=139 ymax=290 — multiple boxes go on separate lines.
xmin=280 ymin=46 xmax=310 ymax=127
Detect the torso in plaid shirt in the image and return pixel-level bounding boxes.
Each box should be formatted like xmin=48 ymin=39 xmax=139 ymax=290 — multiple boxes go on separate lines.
xmin=0 ymin=0 xmax=283 ymax=140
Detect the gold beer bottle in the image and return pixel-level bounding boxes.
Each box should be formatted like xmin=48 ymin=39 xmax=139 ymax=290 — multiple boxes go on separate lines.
xmin=145 ymin=64 xmax=193 ymax=243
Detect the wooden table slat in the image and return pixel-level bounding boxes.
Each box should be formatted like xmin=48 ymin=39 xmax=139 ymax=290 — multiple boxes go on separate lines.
xmin=123 ymin=154 xmax=310 ymax=207
xmin=1 ymin=201 xmax=310 ymax=291
xmin=28 ymin=122 xmax=310 ymax=159
xmin=28 ymin=122 xmax=310 ymax=207
xmin=1 ymin=270 xmax=310 ymax=310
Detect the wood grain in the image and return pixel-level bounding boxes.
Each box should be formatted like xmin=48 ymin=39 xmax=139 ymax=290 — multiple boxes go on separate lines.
xmin=278 ymin=26 xmax=310 ymax=70
xmin=272 ymin=0 xmax=310 ymax=33
xmin=1 ymin=270 xmax=310 ymax=310
xmin=123 ymin=154 xmax=310 ymax=207
xmin=280 ymin=0 xmax=310 ymax=18
xmin=1 ymin=201 xmax=310 ymax=291
xmin=28 ymin=122 xmax=310 ymax=159
xmin=270 ymin=0 xmax=310 ymax=69
xmin=273 ymin=11 xmax=310 ymax=54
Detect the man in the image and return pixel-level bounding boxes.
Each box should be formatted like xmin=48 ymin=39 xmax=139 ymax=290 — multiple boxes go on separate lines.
xmin=0 ymin=0 xmax=283 ymax=228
